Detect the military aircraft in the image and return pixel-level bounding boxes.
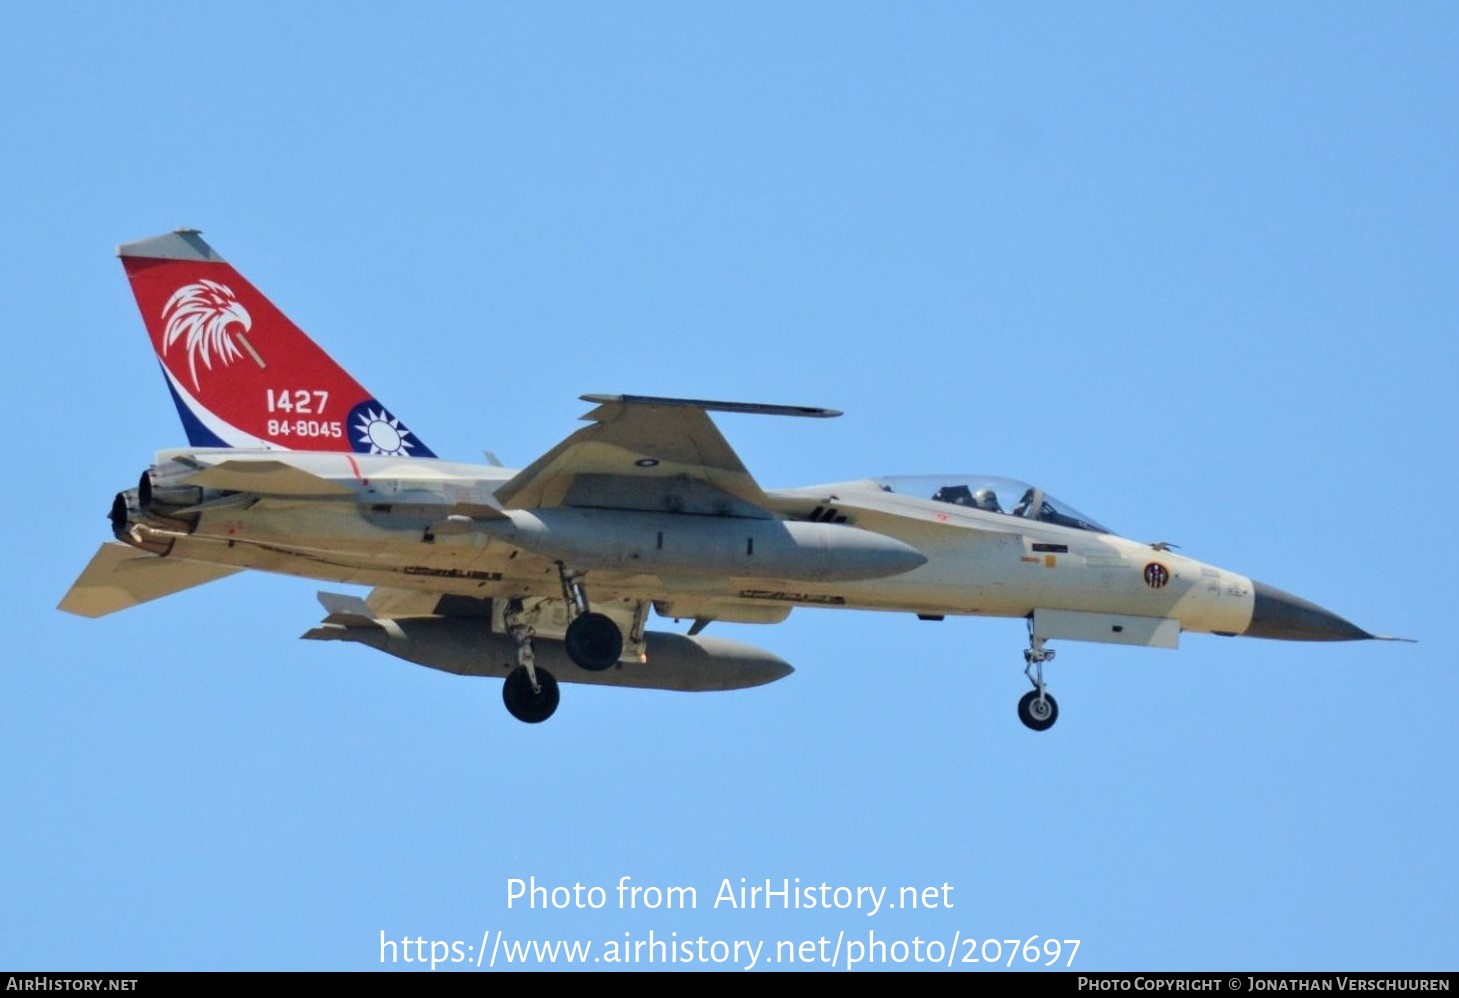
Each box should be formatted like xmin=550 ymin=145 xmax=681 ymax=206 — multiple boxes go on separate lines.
xmin=59 ymin=230 xmax=1405 ymax=730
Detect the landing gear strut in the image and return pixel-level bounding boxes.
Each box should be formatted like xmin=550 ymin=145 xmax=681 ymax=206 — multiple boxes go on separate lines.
xmin=1018 ymin=625 xmax=1059 ymax=732
xmin=501 ymin=619 xmax=559 ymax=723
xmin=558 ymin=563 xmax=623 ymax=671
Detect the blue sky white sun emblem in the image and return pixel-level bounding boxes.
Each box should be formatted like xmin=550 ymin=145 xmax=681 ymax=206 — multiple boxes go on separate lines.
xmin=350 ymin=402 xmax=417 ymax=456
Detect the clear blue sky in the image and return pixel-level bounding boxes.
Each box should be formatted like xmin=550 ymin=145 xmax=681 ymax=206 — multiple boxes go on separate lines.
xmin=3 ymin=2 xmax=1454 ymax=972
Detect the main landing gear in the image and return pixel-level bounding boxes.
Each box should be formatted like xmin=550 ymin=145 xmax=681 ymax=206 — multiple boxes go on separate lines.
xmin=558 ymin=564 xmax=622 ymax=672
xmin=502 ymin=622 xmax=559 ymax=724
xmin=1018 ymin=625 xmax=1059 ymax=732
xmin=499 ymin=567 xmax=637 ymax=724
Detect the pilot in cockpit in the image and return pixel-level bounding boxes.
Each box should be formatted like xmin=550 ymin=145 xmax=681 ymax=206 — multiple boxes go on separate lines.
xmin=933 ymin=484 xmax=1004 ymax=514
xmin=932 ymin=485 xmax=974 ymax=506
xmin=971 ymin=488 xmax=1002 ymax=513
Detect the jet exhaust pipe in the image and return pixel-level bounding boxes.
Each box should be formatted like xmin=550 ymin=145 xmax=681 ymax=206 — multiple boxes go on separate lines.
xmin=139 ymin=466 xmax=204 ymax=515
xmin=109 ymin=467 xmax=201 ymax=555
xmin=110 ymin=486 xmax=173 ymax=555
xmin=109 ymin=492 xmax=131 ymax=539
xmin=477 ymin=508 xmax=926 ymax=583
xmin=113 ymin=465 xmax=205 ymax=547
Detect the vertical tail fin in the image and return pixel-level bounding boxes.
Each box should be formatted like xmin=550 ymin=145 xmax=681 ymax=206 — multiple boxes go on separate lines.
xmin=120 ymin=229 xmax=435 ymax=457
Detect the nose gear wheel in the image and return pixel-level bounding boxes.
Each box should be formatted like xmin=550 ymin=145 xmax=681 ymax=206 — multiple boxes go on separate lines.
xmin=1019 ymin=623 xmax=1059 ymax=731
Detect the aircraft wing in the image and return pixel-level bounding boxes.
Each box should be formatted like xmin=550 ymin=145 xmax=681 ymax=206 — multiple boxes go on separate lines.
xmin=494 ymin=395 xmax=839 ymax=517
xmin=58 ymin=543 xmax=242 ymax=618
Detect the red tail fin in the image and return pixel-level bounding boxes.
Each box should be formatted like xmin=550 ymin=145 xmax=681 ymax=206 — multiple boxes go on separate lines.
xmin=120 ymin=229 xmax=434 ymax=457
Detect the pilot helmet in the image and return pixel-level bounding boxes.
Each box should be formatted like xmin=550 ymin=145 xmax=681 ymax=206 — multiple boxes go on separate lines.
xmin=972 ymin=488 xmax=1000 ymax=511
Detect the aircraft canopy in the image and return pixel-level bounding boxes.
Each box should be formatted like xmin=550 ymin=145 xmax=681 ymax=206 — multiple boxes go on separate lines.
xmin=873 ymin=475 xmax=1113 ymax=535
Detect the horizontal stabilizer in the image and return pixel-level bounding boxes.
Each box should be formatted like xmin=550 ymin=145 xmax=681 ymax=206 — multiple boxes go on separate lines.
xmin=58 ymin=543 xmax=241 ymax=618
xmin=183 ymin=460 xmax=355 ymax=496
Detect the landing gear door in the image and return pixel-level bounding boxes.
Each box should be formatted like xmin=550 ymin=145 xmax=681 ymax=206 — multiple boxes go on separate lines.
xmin=1032 ymin=608 xmax=1181 ymax=649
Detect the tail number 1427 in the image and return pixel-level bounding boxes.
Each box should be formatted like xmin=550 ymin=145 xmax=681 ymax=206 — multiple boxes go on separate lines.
xmin=266 ymin=389 xmax=330 ymax=414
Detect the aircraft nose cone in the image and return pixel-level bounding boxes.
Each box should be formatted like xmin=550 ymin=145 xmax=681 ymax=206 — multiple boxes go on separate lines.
xmin=1245 ymin=582 xmax=1372 ymax=641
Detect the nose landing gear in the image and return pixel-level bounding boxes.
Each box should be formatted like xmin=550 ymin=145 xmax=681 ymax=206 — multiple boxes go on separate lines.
xmin=1018 ymin=627 xmax=1059 ymax=732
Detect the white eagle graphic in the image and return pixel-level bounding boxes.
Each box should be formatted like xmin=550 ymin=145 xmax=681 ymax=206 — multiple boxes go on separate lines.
xmin=161 ymin=280 xmax=262 ymax=389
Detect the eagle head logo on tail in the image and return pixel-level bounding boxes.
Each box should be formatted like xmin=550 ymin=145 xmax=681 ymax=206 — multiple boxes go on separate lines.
xmin=161 ymin=280 xmax=263 ymax=390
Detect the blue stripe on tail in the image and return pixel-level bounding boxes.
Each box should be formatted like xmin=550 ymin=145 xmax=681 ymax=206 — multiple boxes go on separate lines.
xmin=161 ymin=365 xmax=230 ymax=448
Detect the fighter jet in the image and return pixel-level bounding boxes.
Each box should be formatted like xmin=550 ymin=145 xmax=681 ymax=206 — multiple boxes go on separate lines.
xmin=59 ymin=230 xmax=1406 ymax=730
